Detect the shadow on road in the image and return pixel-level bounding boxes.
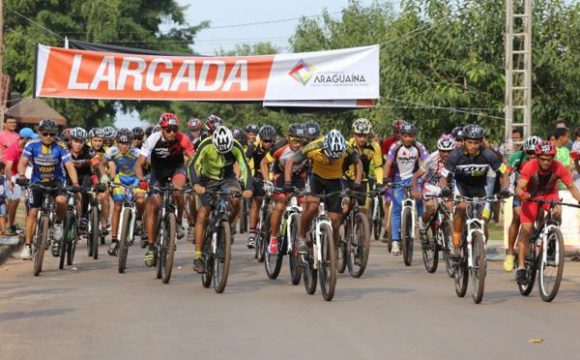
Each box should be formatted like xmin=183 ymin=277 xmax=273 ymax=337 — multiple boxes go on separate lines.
xmin=333 ymin=286 xmax=413 ymax=302
xmin=0 ymin=308 xmax=73 ymax=321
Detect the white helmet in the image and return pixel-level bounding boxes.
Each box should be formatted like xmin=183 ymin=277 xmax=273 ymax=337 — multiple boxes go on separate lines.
xmin=212 ymin=126 xmax=234 ymax=154
xmin=523 ymin=136 xmax=542 ymax=153
xmin=436 ymin=134 xmax=455 ymax=151
xmin=324 ymin=129 xmax=347 ymax=159
xmin=352 ymin=118 xmax=372 ymax=135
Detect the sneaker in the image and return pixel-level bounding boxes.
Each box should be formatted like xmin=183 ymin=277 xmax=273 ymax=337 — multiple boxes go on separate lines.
xmin=51 ymin=239 xmax=61 ymax=257
xmin=268 ymin=238 xmax=279 ymax=255
xmin=79 ymin=216 xmax=89 ymax=232
xmin=391 ymin=241 xmax=401 ymax=256
xmin=108 ymin=240 xmax=119 ymax=256
xmin=247 ymin=235 xmax=256 ymax=249
xmin=176 ymin=223 xmax=186 ymax=239
xmin=296 ymin=239 xmax=309 ymax=254
xmin=3 ymin=228 xmax=16 ymax=236
xmin=193 ymin=257 xmax=205 ymax=273
xmin=144 ymin=244 xmax=158 ymax=267
xmin=515 ymin=268 xmax=527 ymax=285
xmin=503 ymin=254 xmax=515 ymax=273
xmin=20 ymin=244 xmax=32 ymax=260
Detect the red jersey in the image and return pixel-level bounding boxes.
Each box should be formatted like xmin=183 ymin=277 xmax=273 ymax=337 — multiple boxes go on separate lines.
xmin=519 ymin=159 xmax=572 ymax=197
xmin=381 ymin=135 xmax=398 ymax=179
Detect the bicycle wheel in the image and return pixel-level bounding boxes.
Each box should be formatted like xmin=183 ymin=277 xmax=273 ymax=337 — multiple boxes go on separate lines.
xmin=213 ymin=220 xmax=232 ymax=293
xmin=454 ymin=241 xmax=469 ymax=297
xmin=33 ymin=216 xmax=50 ymax=276
xmin=441 ymin=219 xmax=454 ymax=278
xmin=539 ymin=227 xmax=565 ymax=302
xmin=318 ymin=223 xmax=336 ymax=301
xmin=401 ymin=207 xmax=414 ymax=266
xmin=90 ymin=207 xmax=99 ymax=259
xmin=422 ymin=221 xmax=439 ymax=274
xmin=373 ymin=197 xmax=383 ymax=241
xmin=255 ymin=210 xmax=266 ymax=263
xmin=518 ymin=240 xmax=537 ymax=296
xmin=160 ymin=213 xmax=177 ymax=284
xmin=336 ymin=223 xmax=347 ymax=274
xmin=66 ymin=216 xmax=78 ymax=266
xmin=347 ymin=212 xmax=370 ymax=278
xmin=470 ymin=232 xmax=486 ymax=304
xmin=201 ymin=244 xmax=214 ymax=288
xmin=303 ymin=240 xmax=317 ymax=295
xmin=118 ymin=208 xmax=131 ymax=274
xmin=288 ymin=214 xmax=302 ymax=285
xmin=265 ymin=213 xmax=283 ymax=280
xmin=59 ymin=212 xmax=74 ymax=270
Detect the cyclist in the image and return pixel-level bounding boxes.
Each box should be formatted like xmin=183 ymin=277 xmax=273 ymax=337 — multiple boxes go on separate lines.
xmin=246 ymin=125 xmax=276 ymax=249
xmin=189 ymin=126 xmax=253 ymax=272
xmin=135 ymin=113 xmax=195 ymax=267
xmin=260 ymin=123 xmax=307 ymax=255
xmin=60 ymin=128 xmax=72 ymax=148
xmin=187 ymin=117 xmax=204 ymax=149
xmin=384 ymin=123 xmax=429 ymax=256
xmin=144 ymin=125 xmax=155 ymax=139
xmin=102 ymin=126 xmax=117 ymax=148
xmin=503 ymin=135 xmax=541 ymax=272
xmin=245 ymin=124 xmax=260 ymax=146
xmin=105 ymin=129 xmax=146 ymax=256
xmin=88 ymin=127 xmax=111 ymax=235
xmin=286 ymin=129 xmax=362 ymax=253
xmin=303 ymin=120 xmax=322 ymax=143
xmin=440 ymin=124 xmax=511 ymax=266
xmin=344 ymin=118 xmax=384 ymax=212
xmin=411 ymin=134 xmax=455 ymax=243
xmin=205 ymin=115 xmax=224 ymax=136
xmin=514 ymin=140 xmax=580 ymax=284
xmin=16 ymin=119 xmax=81 ymax=260
xmin=132 ymin=127 xmax=145 ymax=149
xmin=452 ymin=126 xmax=465 ymax=148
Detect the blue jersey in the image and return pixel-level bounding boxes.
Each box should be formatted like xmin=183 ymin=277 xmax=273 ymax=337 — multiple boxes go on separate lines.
xmin=105 ymin=147 xmax=140 ymax=177
xmin=22 ymin=140 xmax=71 ymax=183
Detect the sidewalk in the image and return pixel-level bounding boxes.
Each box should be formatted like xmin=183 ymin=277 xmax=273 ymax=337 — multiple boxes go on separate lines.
xmin=0 ymin=235 xmax=23 ymax=265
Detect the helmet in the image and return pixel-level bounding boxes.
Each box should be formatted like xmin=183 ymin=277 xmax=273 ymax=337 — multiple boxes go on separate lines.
xmin=132 ymin=127 xmax=145 ymax=140
xmin=39 ymin=119 xmax=59 ymax=133
xmin=451 ymin=126 xmax=464 ymax=141
xmin=323 ymin=129 xmax=347 ymax=159
xmin=534 ymin=140 xmax=557 ymax=156
xmin=437 ymin=134 xmax=455 ymax=151
xmin=303 ymin=120 xmax=321 ymax=140
xmin=392 ymin=118 xmax=406 ymax=130
xmin=462 ymin=124 xmax=484 ymax=140
xmin=158 ymin=113 xmax=179 ymax=128
xmin=103 ymin=126 xmax=117 ymax=140
xmin=288 ymin=123 xmax=305 ymax=139
xmin=70 ymin=127 xmax=88 ymax=141
xmin=188 ymin=117 xmax=202 ymax=131
xmin=523 ymin=136 xmax=542 ymax=153
xmin=400 ymin=123 xmax=417 ymax=135
xmin=144 ymin=125 xmax=155 ymax=137
xmin=259 ymin=125 xmax=276 ymax=141
xmin=231 ymin=128 xmax=245 ymax=142
xmin=245 ymin=124 xmax=260 ymax=134
xmin=352 ymin=118 xmax=372 ymax=135
xmin=61 ymin=128 xmax=71 ymax=140
xmin=212 ymin=126 xmax=234 ymax=154
xmin=89 ymin=127 xmax=105 ymax=139
xmin=116 ymin=128 xmax=133 ymax=143
xmin=205 ymin=115 xmax=224 ymax=133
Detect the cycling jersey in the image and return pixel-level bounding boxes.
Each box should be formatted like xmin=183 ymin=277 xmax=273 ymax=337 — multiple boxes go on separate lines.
xmin=188 ymin=137 xmax=252 ymax=189
xmin=387 ymin=140 xmax=429 ymax=180
xmin=70 ymin=144 xmax=99 ymax=179
xmin=140 ymin=130 xmax=194 ymax=178
xmin=442 ymin=146 xmax=507 ymax=191
xmin=420 ymin=151 xmax=445 ymax=186
xmin=267 ymin=139 xmax=308 ymax=175
xmin=22 ymin=140 xmax=71 ymax=183
xmin=90 ymin=144 xmax=109 ymax=160
xmin=345 ymin=138 xmax=383 ymax=184
xmin=519 ymin=159 xmax=572 ymax=197
xmin=188 ymin=130 xmax=206 ymax=150
xmin=293 ymin=139 xmax=359 ymax=180
xmin=246 ymin=142 xmax=269 ymax=178
xmin=105 ymin=146 xmax=140 ymax=177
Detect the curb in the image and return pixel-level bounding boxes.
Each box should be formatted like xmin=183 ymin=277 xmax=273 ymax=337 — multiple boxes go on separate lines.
xmin=0 ymin=235 xmax=24 ymax=266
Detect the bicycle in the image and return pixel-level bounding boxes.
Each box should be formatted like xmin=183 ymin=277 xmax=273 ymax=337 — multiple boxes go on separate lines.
xmin=388 ymin=182 xmax=419 ymax=266
xmin=85 ymin=185 xmax=104 ymax=260
xmin=109 ymin=183 xmax=138 ymax=274
xmin=58 ymin=188 xmax=80 ymax=270
xmin=264 ymin=187 xmax=304 ymax=283
xmin=421 ymin=194 xmax=454 ymax=276
xmin=453 ymin=195 xmax=503 ymax=304
xmin=26 ymin=183 xmax=58 ymax=276
xmin=200 ymin=189 xmax=239 ymax=293
xmin=369 ymin=188 xmax=384 ymax=241
xmin=516 ymin=199 xmax=578 ymax=302
xmin=253 ymin=180 xmax=272 ymax=263
xmin=301 ymin=191 xmax=338 ymax=301
xmin=337 ymin=189 xmax=370 ymax=278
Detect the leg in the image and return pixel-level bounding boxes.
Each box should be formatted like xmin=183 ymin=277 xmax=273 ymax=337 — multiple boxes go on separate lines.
xmin=111 ymin=201 xmax=122 ymax=239
xmin=54 ymin=195 xmax=67 ymax=222
xmin=25 ymin=208 xmax=39 ymax=245
xmin=298 ymin=195 xmax=319 ymax=240
xmin=193 ymin=206 xmax=210 ymax=273
xmin=145 ymin=195 xmax=161 ymax=245
xmin=516 ymin=223 xmax=534 ymax=270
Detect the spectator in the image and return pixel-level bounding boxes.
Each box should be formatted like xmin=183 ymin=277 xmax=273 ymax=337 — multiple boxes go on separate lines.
xmin=0 ymin=162 xmax=8 ymax=236
xmin=499 ymin=128 xmax=523 ymax=156
xmin=0 ymin=117 xmax=19 ymax=161
xmin=572 ymin=127 xmax=580 ymax=187
xmin=554 ymin=127 xmax=572 ymax=191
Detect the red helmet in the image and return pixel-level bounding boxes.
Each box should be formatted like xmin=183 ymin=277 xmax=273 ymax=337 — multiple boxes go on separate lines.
xmin=392 ymin=118 xmax=406 ymax=130
xmin=534 ymin=140 xmax=557 ymax=156
xmin=158 ymin=113 xmax=179 ymax=128
xmin=188 ymin=117 xmax=202 ymax=131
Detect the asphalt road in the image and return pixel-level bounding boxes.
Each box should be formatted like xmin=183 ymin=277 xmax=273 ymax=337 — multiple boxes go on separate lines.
xmin=2 ymin=234 xmax=580 ymax=360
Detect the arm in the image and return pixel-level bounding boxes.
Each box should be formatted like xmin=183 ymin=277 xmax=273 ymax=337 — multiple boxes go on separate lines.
xmin=383 ymin=159 xmax=393 ymax=182
xmin=260 ymin=155 xmax=272 ymax=181
xmin=107 ymin=160 xmax=116 ymax=180
xmin=412 ymin=168 xmax=426 ymax=193
xmin=515 ymin=178 xmax=530 ymax=200
xmin=134 ymin=155 xmax=146 ymax=180
xmin=354 ymin=159 xmax=363 ymax=184
xmin=17 ymin=156 xmax=28 ymax=177
xmin=567 ymin=183 xmax=580 ymax=202
xmin=65 ymin=162 xmax=79 ymax=185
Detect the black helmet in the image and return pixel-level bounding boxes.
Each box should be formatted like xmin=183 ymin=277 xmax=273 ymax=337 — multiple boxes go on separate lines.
xmin=117 ymin=128 xmax=133 ymax=143
xmin=39 ymin=119 xmax=58 ymax=133
xmin=259 ymin=125 xmax=276 ymax=141
xmin=303 ymin=120 xmax=321 ymax=140
xmin=245 ymin=124 xmax=260 ymax=134
xmin=452 ymin=126 xmax=464 ymax=141
xmin=288 ymin=123 xmax=305 ymax=139
xmin=144 ymin=125 xmax=155 ymax=137
xmin=231 ymin=128 xmax=246 ymax=143
xmin=462 ymin=124 xmax=484 ymax=140
xmin=400 ymin=123 xmax=417 ymax=135
xmin=132 ymin=127 xmax=145 ymax=140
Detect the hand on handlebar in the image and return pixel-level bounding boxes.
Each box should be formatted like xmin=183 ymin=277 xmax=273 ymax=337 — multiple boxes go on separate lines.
xmin=242 ymin=190 xmax=252 ymax=199
xmin=440 ymin=187 xmax=452 ymax=198
xmin=194 ymin=184 xmax=206 ymax=195
xmin=16 ymin=177 xmax=29 ymax=186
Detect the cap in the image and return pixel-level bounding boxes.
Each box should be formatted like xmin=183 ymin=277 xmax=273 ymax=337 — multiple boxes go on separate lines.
xmin=19 ymin=127 xmax=38 ymax=139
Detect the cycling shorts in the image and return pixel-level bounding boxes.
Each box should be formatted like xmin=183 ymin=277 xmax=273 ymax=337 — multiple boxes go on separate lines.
xmin=520 ymin=193 xmax=559 ymax=224
xmin=112 ymin=174 xmax=146 ymax=201
xmin=309 ymin=174 xmax=343 ymax=213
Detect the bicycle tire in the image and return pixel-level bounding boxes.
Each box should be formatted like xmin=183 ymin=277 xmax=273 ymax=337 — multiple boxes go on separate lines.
xmin=303 ymin=243 xmax=317 ymax=295
xmin=118 ymin=208 xmax=131 ymax=274
xmin=471 ymin=232 xmax=486 ymax=304
xmin=33 ymin=216 xmax=49 ymax=276
xmin=347 ymin=212 xmax=370 ymax=278
xmin=336 ymin=223 xmax=347 ymax=274
xmin=90 ymin=207 xmax=99 ymax=259
xmin=454 ymin=241 xmax=469 ymax=297
xmin=160 ymin=213 xmax=177 ymax=284
xmin=255 ymin=208 xmax=266 ymax=263
xmin=318 ymin=222 xmax=336 ymax=301
xmin=401 ymin=207 xmax=414 ymax=266
xmin=66 ymin=216 xmax=78 ymax=266
xmin=441 ymin=219 xmax=454 ymax=278
xmin=288 ymin=213 xmax=302 ymax=285
xmin=422 ymin=221 xmax=439 ymax=274
xmin=518 ymin=240 xmax=537 ymax=296
xmin=539 ymin=227 xmax=565 ymax=302
xmin=213 ymin=220 xmax=232 ymax=293
xmin=201 ymin=242 xmax=214 ymax=288
xmin=59 ymin=212 xmax=74 ymax=270
xmin=372 ymin=196 xmax=383 ymax=241
xmin=264 ymin=214 xmax=283 ymax=280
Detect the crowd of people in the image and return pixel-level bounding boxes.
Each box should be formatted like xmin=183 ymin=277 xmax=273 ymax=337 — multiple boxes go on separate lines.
xmin=2 ymin=113 xmax=579 ymax=288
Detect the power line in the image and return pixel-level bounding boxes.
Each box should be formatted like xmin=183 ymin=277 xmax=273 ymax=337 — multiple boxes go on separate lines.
xmin=3 ymin=4 xmax=64 ymax=40
xmin=378 ymin=97 xmax=505 ymax=120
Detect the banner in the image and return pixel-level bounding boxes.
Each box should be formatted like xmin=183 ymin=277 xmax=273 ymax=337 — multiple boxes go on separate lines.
xmin=34 ymin=44 xmax=379 ymax=103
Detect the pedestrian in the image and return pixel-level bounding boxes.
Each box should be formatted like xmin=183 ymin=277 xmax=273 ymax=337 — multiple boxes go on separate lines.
xmin=0 ymin=117 xmax=19 ymax=161
xmin=0 ymin=162 xmax=8 ymax=236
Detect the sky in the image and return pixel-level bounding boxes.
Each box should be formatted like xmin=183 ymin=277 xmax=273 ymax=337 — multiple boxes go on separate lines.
xmin=115 ymin=0 xmax=379 ymax=127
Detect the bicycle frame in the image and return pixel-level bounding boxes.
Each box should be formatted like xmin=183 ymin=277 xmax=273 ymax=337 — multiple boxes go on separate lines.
xmin=463 ymin=198 xmax=487 ymax=269
xmin=400 ymin=186 xmax=417 ymax=239
xmin=116 ymin=185 xmax=137 ymax=243
xmin=283 ymin=195 xmax=303 ymax=253
xmin=311 ymin=202 xmax=332 ymax=270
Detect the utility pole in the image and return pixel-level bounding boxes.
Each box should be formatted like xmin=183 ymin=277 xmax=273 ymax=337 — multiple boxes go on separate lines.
xmin=504 ymin=0 xmax=533 ymax=157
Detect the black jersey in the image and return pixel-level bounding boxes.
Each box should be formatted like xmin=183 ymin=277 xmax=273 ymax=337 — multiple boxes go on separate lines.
xmin=441 ymin=146 xmax=506 ymax=189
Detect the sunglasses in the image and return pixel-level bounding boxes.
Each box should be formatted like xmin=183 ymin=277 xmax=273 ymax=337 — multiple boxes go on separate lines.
xmin=538 ymin=156 xmax=554 ymax=162
xmin=262 ymin=139 xmax=273 ymax=144
xmin=163 ymin=126 xmax=178 ymax=133
xmin=41 ymin=132 xmax=56 ymax=137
